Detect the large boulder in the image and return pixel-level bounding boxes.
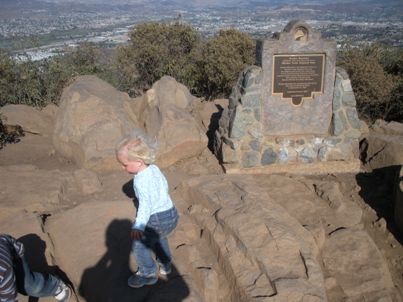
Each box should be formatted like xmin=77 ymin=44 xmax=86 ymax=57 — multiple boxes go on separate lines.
xmin=364 ymin=120 xmax=403 ymax=170
xmin=150 ymin=76 xmax=194 ymax=110
xmin=53 ymin=76 xmax=139 ymax=172
xmin=138 ymin=76 xmax=208 ymax=168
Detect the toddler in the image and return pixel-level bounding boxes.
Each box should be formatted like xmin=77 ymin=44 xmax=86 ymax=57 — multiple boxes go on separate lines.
xmin=116 ymin=131 xmax=179 ymax=288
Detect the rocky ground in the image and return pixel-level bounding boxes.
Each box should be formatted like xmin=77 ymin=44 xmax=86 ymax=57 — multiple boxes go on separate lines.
xmin=0 ymin=131 xmax=401 ymax=302
xmin=0 ymin=76 xmax=402 ymax=302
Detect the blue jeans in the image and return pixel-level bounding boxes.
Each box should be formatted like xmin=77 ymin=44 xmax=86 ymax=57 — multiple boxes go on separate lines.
xmin=15 ymin=256 xmax=60 ymax=297
xmin=132 ymin=207 xmax=179 ymax=276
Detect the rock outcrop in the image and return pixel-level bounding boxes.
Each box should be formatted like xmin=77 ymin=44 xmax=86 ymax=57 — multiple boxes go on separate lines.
xmin=136 ymin=76 xmax=208 ymax=168
xmin=363 ymin=120 xmax=403 ymax=170
xmin=53 ymin=75 xmax=139 ymax=172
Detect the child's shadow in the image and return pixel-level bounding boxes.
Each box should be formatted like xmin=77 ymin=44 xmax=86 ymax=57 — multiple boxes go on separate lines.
xmin=78 ymin=180 xmax=191 ymax=302
xmin=18 ymin=234 xmax=73 ymax=302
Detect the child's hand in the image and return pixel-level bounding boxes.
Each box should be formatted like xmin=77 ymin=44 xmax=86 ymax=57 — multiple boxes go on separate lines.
xmin=131 ymin=229 xmax=143 ymax=241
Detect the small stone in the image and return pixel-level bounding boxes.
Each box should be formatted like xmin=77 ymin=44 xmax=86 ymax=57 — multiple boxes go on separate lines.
xmin=241 ymin=93 xmax=260 ymax=108
xmin=278 ymin=147 xmax=289 ymax=164
xmin=324 ymin=137 xmax=342 ymax=146
xmin=242 ymin=151 xmax=260 ymax=168
xmin=342 ymin=91 xmax=357 ymax=107
xmin=342 ymin=79 xmax=353 ymax=92
xmin=254 ymin=108 xmax=261 ymax=121
xmin=332 ymin=111 xmax=344 ymax=136
xmin=336 ymin=67 xmax=349 ymax=80
xmin=346 ymin=108 xmax=361 ymax=129
xmin=249 ymin=139 xmax=260 ymax=151
xmin=345 ymin=129 xmax=361 ymax=139
xmin=248 ymin=126 xmax=263 ymax=139
xmin=376 ymin=218 xmax=387 ymax=233
xmin=296 ymin=139 xmax=305 ymax=145
xmin=333 ymin=88 xmax=342 ymax=111
xmin=261 ymin=148 xmax=278 ymax=165
xmin=299 ymin=146 xmax=317 ymax=163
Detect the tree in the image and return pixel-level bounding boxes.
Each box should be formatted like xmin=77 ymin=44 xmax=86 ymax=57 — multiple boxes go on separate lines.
xmin=116 ymin=22 xmax=201 ymax=94
xmin=200 ymin=28 xmax=255 ymax=97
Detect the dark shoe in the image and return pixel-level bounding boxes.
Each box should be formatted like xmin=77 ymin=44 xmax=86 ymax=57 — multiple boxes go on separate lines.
xmin=128 ymin=272 xmax=158 ymax=288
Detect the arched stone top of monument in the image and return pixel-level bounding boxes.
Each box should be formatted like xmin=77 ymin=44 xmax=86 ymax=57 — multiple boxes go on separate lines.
xmin=276 ymin=20 xmax=321 ymax=43
xmin=254 ymin=20 xmax=337 ymax=135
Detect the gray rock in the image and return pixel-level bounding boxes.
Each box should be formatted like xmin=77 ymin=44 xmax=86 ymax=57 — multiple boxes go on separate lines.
xmin=261 ymin=147 xmax=278 ymax=165
xmin=345 ymin=129 xmax=362 ymax=139
xmin=278 ymin=147 xmax=289 ymax=163
xmin=249 ymin=139 xmax=260 ymax=151
xmin=332 ymin=88 xmax=342 ymax=111
xmin=332 ymin=111 xmax=344 ymax=136
xmin=299 ymin=146 xmax=317 ymax=163
xmin=346 ymin=108 xmax=361 ymax=129
xmin=324 ymin=137 xmax=342 ymax=146
xmin=341 ymin=79 xmax=353 ymax=92
xmin=242 ymin=151 xmax=260 ymax=168
xmin=253 ymin=108 xmax=261 ymax=121
xmin=342 ymin=91 xmax=357 ymax=107
xmin=241 ymin=93 xmax=260 ymax=108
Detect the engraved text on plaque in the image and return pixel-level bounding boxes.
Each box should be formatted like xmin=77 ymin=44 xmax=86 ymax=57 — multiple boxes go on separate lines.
xmin=272 ymin=54 xmax=325 ymax=106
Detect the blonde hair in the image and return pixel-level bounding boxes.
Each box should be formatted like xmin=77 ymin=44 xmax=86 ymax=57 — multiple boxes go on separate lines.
xmin=116 ymin=129 xmax=157 ymax=164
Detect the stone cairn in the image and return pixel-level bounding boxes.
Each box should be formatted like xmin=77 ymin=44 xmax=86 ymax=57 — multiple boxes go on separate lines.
xmin=215 ymin=20 xmax=363 ymax=174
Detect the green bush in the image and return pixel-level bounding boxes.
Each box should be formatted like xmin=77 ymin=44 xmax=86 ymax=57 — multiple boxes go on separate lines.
xmin=338 ymin=43 xmax=400 ymax=122
xmin=0 ymin=50 xmax=45 ymax=107
xmin=116 ymin=22 xmax=201 ymax=95
xmin=200 ymin=29 xmax=255 ymax=97
xmin=0 ymin=43 xmax=114 ymax=108
xmin=117 ymin=23 xmax=256 ymax=98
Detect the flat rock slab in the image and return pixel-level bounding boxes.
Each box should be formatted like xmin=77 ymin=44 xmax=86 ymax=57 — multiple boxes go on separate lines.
xmin=224 ymin=160 xmax=362 ymax=175
xmin=322 ymin=228 xmax=397 ymax=301
xmin=0 ymin=165 xmax=73 ymax=212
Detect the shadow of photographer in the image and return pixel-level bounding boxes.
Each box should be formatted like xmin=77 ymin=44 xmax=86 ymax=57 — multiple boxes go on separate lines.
xmin=78 ymin=202 xmax=190 ymax=301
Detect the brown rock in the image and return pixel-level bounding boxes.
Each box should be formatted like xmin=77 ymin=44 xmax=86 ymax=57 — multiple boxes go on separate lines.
xmin=322 ymin=228 xmax=396 ymax=300
xmin=53 ymin=75 xmax=139 ymax=172
xmin=1 ymin=104 xmax=54 ymax=136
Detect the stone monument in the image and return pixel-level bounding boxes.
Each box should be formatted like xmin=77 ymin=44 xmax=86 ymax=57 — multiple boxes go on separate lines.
xmin=215 ymin=20 xmax=363 ymax=174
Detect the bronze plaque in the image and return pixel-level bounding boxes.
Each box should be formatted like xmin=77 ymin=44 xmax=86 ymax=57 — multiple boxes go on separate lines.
xmin=272 ymin=54 xmax=325 ymax=105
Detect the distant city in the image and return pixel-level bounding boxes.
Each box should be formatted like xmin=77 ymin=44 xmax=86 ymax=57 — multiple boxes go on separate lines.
xmin=0 ymin=0 xmax=402 ymax=61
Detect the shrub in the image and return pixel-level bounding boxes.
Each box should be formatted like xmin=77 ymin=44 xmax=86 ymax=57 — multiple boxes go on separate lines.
xmin=0 ymin=43 xmax=113 ymax=108
xmin=116 ymin=22 xmax=201 ymax=94
xmin=200 ymin=28 xmax=255 ymax=97
xmin=0 ymin=50 xmax=45 ymax=107
xmin=338 ymin=43 xmax=399 ymax=122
